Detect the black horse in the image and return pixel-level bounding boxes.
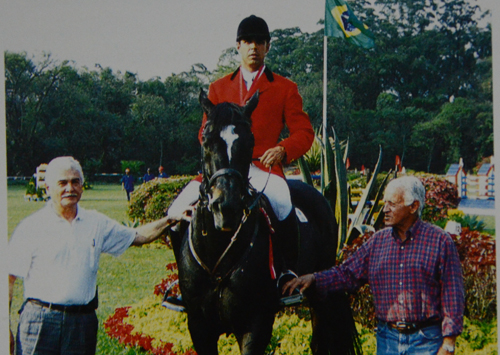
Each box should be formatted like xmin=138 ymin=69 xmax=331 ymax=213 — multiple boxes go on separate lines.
xmin=168 ymin=90 xmax=360 ymax=355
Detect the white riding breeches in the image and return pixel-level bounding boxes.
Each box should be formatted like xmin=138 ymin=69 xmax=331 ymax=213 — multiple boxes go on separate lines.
xmin=167 ymin=164 xmax=292 ymax=221
xmin=248 ymin=164 xmax=292 ymax=221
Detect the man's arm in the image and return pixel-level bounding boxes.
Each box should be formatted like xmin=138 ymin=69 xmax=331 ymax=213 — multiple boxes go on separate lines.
xmin=131 ymin=216 xmax=174 ymax=246
xmin=278 ymin=83 xmax=314 ymax=163
xmin=439 ymin=235 xmax=465 ymax=354
xmin=9 ymin=275 xmax=17 ymax=354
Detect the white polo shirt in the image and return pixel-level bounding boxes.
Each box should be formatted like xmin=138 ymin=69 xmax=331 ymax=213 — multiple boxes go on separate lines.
xmin=8 ymin=201 xmax=137 ymax=305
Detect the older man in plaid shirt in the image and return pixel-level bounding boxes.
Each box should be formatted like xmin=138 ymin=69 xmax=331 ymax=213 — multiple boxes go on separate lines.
xmin=283 ymin=176 xmax=464 ymax=355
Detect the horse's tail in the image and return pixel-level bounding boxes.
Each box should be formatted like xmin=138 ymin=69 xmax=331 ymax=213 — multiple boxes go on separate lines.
xmin=287 ymin=180 xmax=361 ymax=355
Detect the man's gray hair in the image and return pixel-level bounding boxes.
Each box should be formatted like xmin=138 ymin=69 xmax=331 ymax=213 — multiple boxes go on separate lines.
xmin=385 ymin=176 xmax=426 ymax=216
xmin=45 ymin=156 xmax=85 ymax=188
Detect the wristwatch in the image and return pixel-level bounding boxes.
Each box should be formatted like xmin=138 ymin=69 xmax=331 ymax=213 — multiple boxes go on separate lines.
xmin=442 ymin=343 xmax=455 ymax=353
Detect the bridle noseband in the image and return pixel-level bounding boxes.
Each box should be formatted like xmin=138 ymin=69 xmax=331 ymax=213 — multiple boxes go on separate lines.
xmin=206 ymin=168 xmax=245 ymax=191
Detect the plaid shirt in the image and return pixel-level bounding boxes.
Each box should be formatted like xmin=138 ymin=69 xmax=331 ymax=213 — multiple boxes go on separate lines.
xmin=314 ymin=219 xmax=465 ymax=337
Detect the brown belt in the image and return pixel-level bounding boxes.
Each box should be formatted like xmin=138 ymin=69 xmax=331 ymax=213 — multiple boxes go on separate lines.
xmin=28 ymin=298 xmax=96 ymax=314
xmin=383 ymin=318 xmax=442 ymax=334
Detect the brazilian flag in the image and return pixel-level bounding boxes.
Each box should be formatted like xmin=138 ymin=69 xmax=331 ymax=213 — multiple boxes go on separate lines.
xmin=325 ymin=0 xmax=375 ymax=49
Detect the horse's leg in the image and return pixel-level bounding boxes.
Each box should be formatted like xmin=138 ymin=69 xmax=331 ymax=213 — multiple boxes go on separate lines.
xmin=309 ymin=292 xmax=361 ymax=355
xmin=235 ymin=316 xmax=274 ymax=355
xmin=187 ymin=315 xmax=220 ymax=355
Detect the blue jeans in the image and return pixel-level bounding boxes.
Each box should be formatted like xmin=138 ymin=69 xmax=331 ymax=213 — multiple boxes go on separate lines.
xmin=376 ymin=322 xmax=443 ymax=355
xmin=16 ymin=301 xmax=98 ymax=355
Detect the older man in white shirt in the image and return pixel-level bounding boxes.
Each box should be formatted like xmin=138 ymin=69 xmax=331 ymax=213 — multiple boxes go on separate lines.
xmin=9 ymin=156 xmax=172 ymax=355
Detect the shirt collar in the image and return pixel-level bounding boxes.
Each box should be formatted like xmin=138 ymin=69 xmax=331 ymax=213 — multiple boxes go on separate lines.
xmin=240 ymin=65 xmax=266 ymax=90
xmin=391 ymin=218 xmax=423 ymax=243
xmin=407 ymin=218 xmax=423 ymax=236
xmin=46 ymin=200 xmax=83 ymax=222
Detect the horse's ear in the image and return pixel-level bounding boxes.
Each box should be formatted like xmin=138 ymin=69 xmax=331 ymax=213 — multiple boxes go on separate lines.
xmin=243 ymin=91 xmax=259 ymax=120
xmin=199 ymin=88 xmax=215 ymax=114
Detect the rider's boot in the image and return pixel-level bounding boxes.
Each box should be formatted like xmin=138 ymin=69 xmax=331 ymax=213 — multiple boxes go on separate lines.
xmin=272 ymin=209 xmax=303 ymax=306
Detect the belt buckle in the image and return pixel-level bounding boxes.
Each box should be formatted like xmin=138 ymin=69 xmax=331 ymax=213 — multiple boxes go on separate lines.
xmin=395 ymin=321 xmax=410 ymax=331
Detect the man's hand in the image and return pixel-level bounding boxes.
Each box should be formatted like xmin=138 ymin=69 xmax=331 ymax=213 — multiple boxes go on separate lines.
xmin=260 ymin=146 xmax=286 ymax=168
xmin=282 ymin=273 xmax=315 ymax=296
xmin=437 ymin=336 xmax=457 ymax=355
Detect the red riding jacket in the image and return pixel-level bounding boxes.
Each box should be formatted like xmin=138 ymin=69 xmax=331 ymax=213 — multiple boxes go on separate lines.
xmin=198 ymin=66 xmax=314 ymax=178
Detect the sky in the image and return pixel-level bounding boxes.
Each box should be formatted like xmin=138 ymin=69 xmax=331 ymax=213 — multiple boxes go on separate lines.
xmin=0 ymin=0 xmax=495 ymax=81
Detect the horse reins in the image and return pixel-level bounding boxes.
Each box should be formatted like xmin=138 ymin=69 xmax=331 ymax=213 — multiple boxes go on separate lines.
xmin=188 ymin=209 xmax=260 ymax=281
xmin=189 ymin=162 xmax=272 ymax=281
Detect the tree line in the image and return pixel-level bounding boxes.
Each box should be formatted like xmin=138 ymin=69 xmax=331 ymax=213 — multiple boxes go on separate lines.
xmin=5 ymin=0 xmax=492 ymax=178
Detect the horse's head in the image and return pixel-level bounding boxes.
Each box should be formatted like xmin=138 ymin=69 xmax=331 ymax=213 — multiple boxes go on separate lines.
xmin=199 ymin=89 xmax=258 ymax=231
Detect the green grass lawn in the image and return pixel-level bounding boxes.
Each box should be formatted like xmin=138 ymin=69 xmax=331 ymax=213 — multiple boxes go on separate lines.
xmin=8 ymin=183 xmax=174 ymax=355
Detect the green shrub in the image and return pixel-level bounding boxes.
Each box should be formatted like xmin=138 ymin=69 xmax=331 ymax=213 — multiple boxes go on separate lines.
xmin=128 ymin=176 xmax=193 ymax=223
xmin=450 ymin=214 xmax=486 ymax=233
xmin=25 ymin=177 xmax=37 ymax=195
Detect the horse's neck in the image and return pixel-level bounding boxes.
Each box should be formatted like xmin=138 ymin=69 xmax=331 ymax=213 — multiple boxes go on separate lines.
xmin=192 ymin=205 xmax=259 ymax=272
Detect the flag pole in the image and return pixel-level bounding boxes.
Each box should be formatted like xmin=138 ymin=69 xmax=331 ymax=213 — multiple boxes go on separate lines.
xmin=321 ymin=35 xmax=328 ymax=193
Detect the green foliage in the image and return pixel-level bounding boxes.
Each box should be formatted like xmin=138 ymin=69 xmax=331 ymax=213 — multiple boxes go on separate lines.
xmin=300 ymin=131 xmax=386 ymax=257
xmin=82 ymin=158 xmax=102 ymax=183
xmin=127 ymin=176 xmax=193 ymax=223
xmin=458 ymin=318 xmax=497 ymax=353
xmin=301 ymin=135 xmax=322 ymax=174
xmin=449 ymin=214 xmax=486 ymax=233
xmin=121 ymin=219 xmax=140 ymax=228
xmin=25 ymin=177 xmax=37 ymax=195
xmin=82 ymin=180 xmax=92 ymax=190
xmin=120 ymin=160 xmax=144 ymax=175
xmin=5 ymin=0 xmax=492 ymax=177
xmin=5 ymin=52 xmax=203 ymax=177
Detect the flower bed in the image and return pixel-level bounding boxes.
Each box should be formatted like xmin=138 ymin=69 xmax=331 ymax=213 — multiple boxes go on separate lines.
xmin=104 ymin=263 xmax=376 ymax=354
xmin=110 ymin=224 xmax=495 ymax=350
xmin=105 ymin=261 xmax=496 ymax=355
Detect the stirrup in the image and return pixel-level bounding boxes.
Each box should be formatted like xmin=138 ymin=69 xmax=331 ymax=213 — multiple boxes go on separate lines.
xmin=277 ymin=271 xmax=304 ymax=307
xmin=161 ymin=280 xmax=186 ymax=312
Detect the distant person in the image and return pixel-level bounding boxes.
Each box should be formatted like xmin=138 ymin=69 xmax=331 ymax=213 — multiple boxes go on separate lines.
xmin=9 ymin=156 xmax=173 ymax=355
xmin=158 ymin=166 xmax=169 ymax=179
xmin=143 ymin=168 xmax=155 ymax=183
xmin=121 ymin=168 xmax=135 ymax=201
xmin=283 ymin=176 xmax=464 ymax=355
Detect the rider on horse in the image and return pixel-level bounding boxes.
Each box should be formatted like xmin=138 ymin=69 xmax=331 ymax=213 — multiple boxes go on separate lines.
xmin=167 ymin=14 xmax=314 ymax=296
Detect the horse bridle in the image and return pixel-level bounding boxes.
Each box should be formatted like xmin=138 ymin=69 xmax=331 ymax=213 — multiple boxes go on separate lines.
xmin=190 ymin=163 xmax=272 ymax=281
xmin=206 ymin=168 xmax=245 ymax=191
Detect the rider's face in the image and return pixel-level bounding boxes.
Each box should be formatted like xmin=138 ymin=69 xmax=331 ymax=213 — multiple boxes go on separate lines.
xmin=237 ymin=38 xmax=270 ymax=72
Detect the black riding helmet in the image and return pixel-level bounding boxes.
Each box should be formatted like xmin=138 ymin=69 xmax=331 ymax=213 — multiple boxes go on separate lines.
xmin=236 ymin=15 xmax=271 ymax=42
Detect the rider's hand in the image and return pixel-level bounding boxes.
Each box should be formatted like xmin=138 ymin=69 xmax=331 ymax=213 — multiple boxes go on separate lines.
xmin=260 ymin=146 xmax=286 ymax=168
xmin=282 ymin=274 xmax=316 ymax=296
